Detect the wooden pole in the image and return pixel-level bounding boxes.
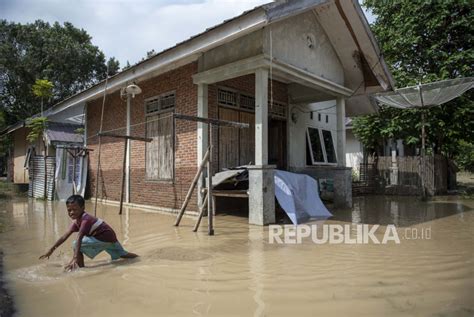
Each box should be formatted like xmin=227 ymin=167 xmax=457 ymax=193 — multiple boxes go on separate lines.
xmin=193 ymin=192 xmax=208 ymax=232
xmin=207 ymin=124 xmax=214 ymax=236
xmin=174 ymin=148 xmax=210 ymax=226
xmin=119 ymin=138 xmax=128 ymax=215
xmin=418 ymin=84 xmax=427 ymax=199
xmin=72 ymin=150 xmax=77 ymax=195
xmin=93 ymin=65 xmax=109 ymax=217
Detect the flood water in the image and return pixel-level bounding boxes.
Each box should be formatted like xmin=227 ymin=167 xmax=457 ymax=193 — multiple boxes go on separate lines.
xmin=0 ymin=195 xmax=473 ymax=317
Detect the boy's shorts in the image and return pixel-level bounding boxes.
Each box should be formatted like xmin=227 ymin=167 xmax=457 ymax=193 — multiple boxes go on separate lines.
xmin=73 ymin=237 xmax=128 ymax=260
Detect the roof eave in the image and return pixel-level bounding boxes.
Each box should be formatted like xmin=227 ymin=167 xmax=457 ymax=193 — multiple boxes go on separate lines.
xmin=47 ymin=7 xmax=269 ymax=117
xmin=350 ymin=0 xmax=395 ymax=90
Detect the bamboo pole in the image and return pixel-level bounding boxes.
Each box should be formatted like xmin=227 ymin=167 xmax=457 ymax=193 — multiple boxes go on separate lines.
xmin=119 ymin=139 xmax=128 ymax=215
xmin=193 ymin=192 xmax=208 ymax=232
xmin=93 ymin=67 xmax=109 ymax=216
xmin=418 ymin=84 xmax=427 ymax=199
xmin=174 ymin=148 xmax=210 ymax=226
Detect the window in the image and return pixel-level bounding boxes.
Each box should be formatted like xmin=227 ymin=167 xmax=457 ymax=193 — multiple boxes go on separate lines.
xmin=306 ymin=127 xmax=337 ymax=165
xmin=322 ymin=130 xmax=337 ymax=163
xmin=145 ymin=92 xmax=175 ymax=180
xmin=306 ymin=128 xmax=324 ymax=164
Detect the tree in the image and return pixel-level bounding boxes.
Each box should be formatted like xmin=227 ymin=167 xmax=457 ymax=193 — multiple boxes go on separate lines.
xmin=354 ymin=1 xmax=473 ymax=168
xmin=0 ymin=20 xmax=120 ymax=123
xmin=32 ymin=79 xmax=54 ymax=115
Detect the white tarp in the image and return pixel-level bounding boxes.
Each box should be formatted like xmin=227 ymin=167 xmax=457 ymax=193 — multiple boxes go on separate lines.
xmin=274 ymin=170 xmax=332 ymax=225
xmin=55 ymin=148 xmax=88 ymax=200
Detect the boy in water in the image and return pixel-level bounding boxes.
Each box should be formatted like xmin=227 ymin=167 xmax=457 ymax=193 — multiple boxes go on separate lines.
xmin=39 ymin=195 xmax=138 ymax=271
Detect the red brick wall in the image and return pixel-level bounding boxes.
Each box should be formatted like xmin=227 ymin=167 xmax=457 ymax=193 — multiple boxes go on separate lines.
xmin=87 ymin=64 xmax=288 ymax=212
xmin=87 ymin=62 xmax=199 ymax=211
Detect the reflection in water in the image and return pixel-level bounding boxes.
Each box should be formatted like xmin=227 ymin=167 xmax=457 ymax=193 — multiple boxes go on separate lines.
xmin=249 ymin=228 xmax=265 ymax=317
xmin=0 ymin=196 xmax=473 ymax=317
xmin=333 ymin=196 xmax=472 ymax=227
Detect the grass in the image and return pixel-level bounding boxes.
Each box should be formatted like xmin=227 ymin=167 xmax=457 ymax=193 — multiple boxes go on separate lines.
xmin=0 ymin=179 xmax=15 ymax=199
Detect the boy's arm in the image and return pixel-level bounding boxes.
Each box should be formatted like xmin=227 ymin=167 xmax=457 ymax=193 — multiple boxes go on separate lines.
xmin=72 ymin=231 xmax=85 ymax=261
xmin=39 ymin=227 xmax=75 ymax=260
xmin=64 ymin=231 xmax=85 ymax=271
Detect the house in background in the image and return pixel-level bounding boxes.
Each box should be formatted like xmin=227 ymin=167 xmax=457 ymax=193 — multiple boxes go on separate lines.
xmin=1 ymin=103 xmax=87 ymax=198
xmin=27 ymin=0 xmax=394 ymax=225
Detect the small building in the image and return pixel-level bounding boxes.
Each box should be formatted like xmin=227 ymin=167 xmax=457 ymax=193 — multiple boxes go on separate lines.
xmin=37 ymin=0 xmax=394 ymax=224
xmin=1 ymin=104 xmax=87 ymax=198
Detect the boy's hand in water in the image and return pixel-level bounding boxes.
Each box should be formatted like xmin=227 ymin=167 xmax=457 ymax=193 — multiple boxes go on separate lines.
xmin=39 ymin=248 xmax=54 ymax=260
xmin=64 ymin=259 xmax=80 ymax=272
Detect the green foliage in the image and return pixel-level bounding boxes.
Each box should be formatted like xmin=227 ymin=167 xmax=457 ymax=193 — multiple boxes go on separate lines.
xmin=0 ymin=111 xmax=11 ymax=157
xmin=0 ymin=20 xmax=120 ymax=123
xmin=456 ymin=140 xmax=474 ymax=172
xmin=356 ymin=1 xmax=474 ymax=161
xmin=74 ymin=127 xmax=85 ymax=135
xmin=26 ymin=117 xmax=48 ymax=143
xmin=363 ymin=0 xmax=473 ymax=86
xmin=32 ymin=79 xmax=54 ymax=99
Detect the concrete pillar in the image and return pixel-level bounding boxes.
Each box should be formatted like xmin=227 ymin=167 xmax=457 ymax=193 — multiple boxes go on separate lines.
xmin=249 ymin=69 xmax=274 ymax=226
xmin=336 ymin=97 xmax=346 ymax=167
xmin=333 ymin=167 xmax=352 ymax=208
xmin=197 ymin=83 xmax=208 ymax=207
xmin=255 ymin=68 xmax=269 ymax=166
xmin=248 ymin=165 xmax=276 ymax=225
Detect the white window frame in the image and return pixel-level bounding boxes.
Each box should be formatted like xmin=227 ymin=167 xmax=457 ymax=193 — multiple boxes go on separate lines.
xmin=306 ymin=127 xmax=338 ymax=166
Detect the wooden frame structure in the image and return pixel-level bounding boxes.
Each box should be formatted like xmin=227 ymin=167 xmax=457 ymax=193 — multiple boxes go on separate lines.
xmin=173 ymin=113 xmax=249 ymax=236
xmin=94 ymin=132 xmax=152 ymax=215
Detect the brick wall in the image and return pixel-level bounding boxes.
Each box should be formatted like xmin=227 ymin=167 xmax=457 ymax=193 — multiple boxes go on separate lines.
xmin=87 ymin=63 xmax=288 ymax=212
xmin=87 ymin=62 xmax=199 ymax=211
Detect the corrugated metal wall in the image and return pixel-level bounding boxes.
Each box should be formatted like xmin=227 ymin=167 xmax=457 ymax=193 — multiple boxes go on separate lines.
xmin=28 ymin=156 xmax=55 ymax=200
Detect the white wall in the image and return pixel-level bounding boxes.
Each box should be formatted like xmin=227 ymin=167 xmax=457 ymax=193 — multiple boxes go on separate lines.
xmin=265 ymin=10 xmax=344 ymax=85
xmin=345 ymin=129 xmax=362 ymax=175
xmin=288 ymin=100 xmax=338 ymax=169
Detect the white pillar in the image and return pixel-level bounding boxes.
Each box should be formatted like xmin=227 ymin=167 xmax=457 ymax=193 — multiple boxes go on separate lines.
xmin=255 ymin=68 xmax=269 ymax=166
xmin=249 ymin=69 xmax=275 ymax=226
xmin=197 ymin=84 xmax=208 ymax=207
xmin=336 ymin=96 xmax=346 ymax=167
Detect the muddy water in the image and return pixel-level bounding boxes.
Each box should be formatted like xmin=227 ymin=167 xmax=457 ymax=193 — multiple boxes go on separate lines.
xmin=0 ymin=196 xmax=472 ymax=317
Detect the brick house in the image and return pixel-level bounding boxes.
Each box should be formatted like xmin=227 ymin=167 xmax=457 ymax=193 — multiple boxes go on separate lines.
xmin=45 ymin=0 xmax=394 ymax=225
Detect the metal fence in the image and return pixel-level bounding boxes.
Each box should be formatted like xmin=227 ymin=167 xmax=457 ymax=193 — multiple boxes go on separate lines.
xmin=354 ymin=155 xmax=448 ymax=196
xmin=28 ymin=156 xmax=55 ymax=200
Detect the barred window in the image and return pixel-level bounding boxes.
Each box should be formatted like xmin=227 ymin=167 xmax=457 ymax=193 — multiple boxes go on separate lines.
xmin=269 ymin=101 xmax=287 ymax=119
xmin=218 ymin=89 xmax=237 ymax=108
xmin=240 ymin=94 xmax=255 ymax=111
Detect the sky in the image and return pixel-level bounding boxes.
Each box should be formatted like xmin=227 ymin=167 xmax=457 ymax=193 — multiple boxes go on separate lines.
xmin=1 ymin=0 xmax=376 ymax=68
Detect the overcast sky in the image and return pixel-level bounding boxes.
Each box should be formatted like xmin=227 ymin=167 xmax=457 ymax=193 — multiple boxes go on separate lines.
xmin=1 ymin=0 xmax=376 ymax=68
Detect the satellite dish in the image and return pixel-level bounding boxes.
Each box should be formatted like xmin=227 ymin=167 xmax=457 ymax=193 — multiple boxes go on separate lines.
xmin=125 ymin=84 xmax=142 ymax=98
